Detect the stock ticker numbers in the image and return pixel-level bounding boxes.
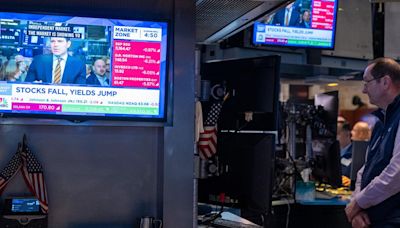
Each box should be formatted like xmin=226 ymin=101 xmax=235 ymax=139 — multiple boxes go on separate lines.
xmin=112 ymin=40 xmax=161 ymax=88
xmin=311 ymin=0 xmax=335 ymax=30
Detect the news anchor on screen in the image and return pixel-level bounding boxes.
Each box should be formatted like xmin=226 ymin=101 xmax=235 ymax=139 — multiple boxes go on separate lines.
xmin=272 ymin=2 xmax=301 ymax=27
xmin=25 ymin=37 xmax=86 ymax=84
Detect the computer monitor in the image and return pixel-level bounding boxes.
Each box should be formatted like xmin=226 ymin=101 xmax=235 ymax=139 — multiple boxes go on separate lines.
xmin=350 ymin=141 xmax=369 ymax=190
xmin=198 ymin=132 xmax=275 ymax=226
xmin=200 ymin=56 xmax=281 ymax=131
xmin=311 ymin=139 xmax=342 ymax=187
xmin=314 ymin=91 xmax=339 ymax=138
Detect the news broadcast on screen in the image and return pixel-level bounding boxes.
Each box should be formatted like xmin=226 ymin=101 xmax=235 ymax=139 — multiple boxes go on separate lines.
xmin=253 ymin=0 xmax=338 ymax=49
xmin=0 ymin=11 xmax=168 ymax=121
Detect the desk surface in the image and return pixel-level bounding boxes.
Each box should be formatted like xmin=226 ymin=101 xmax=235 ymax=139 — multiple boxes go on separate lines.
xmin=297 ymin=196 xmax=349 ymax=206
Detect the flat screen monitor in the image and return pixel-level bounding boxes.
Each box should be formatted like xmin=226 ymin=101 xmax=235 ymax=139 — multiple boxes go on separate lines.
xmin=0 ymin=11 xmax=168 ymax=121
xmin=314 ymin=91 xmax=339 ymax=138
xmin=252 ymin=0 xmax=338 ymax=49
xmin=200 ymin=56 xmax=281 ymax=131
xmin=198 ymin=132 xmax=275 ymax=225
xmin=350 ymin=141 xmax=368 ymax=190
xmin=312 ymin=138 xmax=342 ymax=187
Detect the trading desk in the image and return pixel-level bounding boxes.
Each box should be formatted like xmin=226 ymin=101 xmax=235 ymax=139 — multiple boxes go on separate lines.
xmin=270 ymin=187 xmax=352 ymax=228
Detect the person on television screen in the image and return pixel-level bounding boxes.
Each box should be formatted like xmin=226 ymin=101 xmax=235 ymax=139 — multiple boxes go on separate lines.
xmin=86 ymin=58 xmax=109 ymax=86
xmin=297 ymin=9 xmax=311 ymax=28
xmin=337 ymin=117 xmax=352 ymax=178
xmin=25 ymin=37 xmax=86 ymax=84
xmin=345 ymin=57 xmax=400 ymax=228
xmin=104 ymin=57 xmax=111 ymax=78
xmin=2 ymin=59 xmax=23 ymax=82
xmin=272 ymin=2 xmax=301 ymax=27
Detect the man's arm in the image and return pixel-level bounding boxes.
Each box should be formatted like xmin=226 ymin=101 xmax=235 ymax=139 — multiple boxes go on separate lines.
xmin=74 ymin=61 xmax=86 ymax=84
xmin=25 ymin=59 xmax=38 ymax=82
xmin=354 ymin=122 xmax=400 ymax=209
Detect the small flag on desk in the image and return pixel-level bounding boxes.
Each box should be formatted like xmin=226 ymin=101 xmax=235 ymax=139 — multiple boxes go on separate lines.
xmin=21 ymin=143 xmax=49 ymax=213
xmin=0 ymin=145 xmax=22 ymax=193
xmin=198 ymin=102 xmax=223 ymax=159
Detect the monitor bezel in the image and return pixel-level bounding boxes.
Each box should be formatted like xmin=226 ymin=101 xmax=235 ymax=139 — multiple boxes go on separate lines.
xmin=0 ymin=8 xmax=171 ymax=123
xmin=252 ymin=0 xmax=339 ymax=50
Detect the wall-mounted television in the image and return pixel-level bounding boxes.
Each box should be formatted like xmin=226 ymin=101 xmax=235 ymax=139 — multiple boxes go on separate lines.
xmin=252 ymin=0 xmax=338 ymax=49
xmin=0 ymin=11 xmax=168 ymax=121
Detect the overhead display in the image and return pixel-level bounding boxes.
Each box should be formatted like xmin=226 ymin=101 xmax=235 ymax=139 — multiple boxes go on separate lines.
xmin=253 ymin=0 xmax=338 ymax=49
xmin=0 ymin=11 xmax=168 ymax=121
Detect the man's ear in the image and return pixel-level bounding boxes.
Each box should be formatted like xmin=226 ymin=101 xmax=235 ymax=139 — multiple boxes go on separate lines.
xmin=383 ymin=75 xmax=392 ymax=88
xmin=67 ymin=40 xmax=72 ymax=49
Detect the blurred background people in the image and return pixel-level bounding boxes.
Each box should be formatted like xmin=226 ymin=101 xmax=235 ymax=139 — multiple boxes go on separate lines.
xmin=86 ymin=64 xmax=92 ymax=78
xmin=15 ymin=54 xmax=28 ymax=82
xmin=103 ymin=57 xmax=111 ymax=78
xmin=337 ymin=117 xmax=352 ymax=178
xmin=351 ymin=121 xmax=372 ymax=141
xmin=2 ymin=59 xmax=23 ymax=82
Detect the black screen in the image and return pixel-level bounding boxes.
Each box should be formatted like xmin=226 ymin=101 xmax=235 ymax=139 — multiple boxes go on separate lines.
xmin=198 ymin=132 xmax=275 ymax=224
xmin=311 ymin=91 xmax=341 ymax=187
xmin=312 ymin=139 xmax=342 ymax=187
xmin=200 ymin=56 xmax=281 ymax=131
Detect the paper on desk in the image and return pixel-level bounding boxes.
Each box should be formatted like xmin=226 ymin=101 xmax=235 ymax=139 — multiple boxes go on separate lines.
xmin=221 ymin=212 xmax=259 ymax=225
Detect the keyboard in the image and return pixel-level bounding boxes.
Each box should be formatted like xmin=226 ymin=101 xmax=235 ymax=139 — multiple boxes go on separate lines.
xmin=315 ymin=191 xmax=336 ymax=200
xmin=211 ymin=218 xmax=262 ymax=228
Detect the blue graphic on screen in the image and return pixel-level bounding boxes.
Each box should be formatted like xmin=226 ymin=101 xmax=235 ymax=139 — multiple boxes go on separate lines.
xmin=11 ymin=198 xmax=40 ymax=212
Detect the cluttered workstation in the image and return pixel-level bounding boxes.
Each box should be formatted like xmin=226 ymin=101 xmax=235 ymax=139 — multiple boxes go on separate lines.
xmin=195 ymin=56 xmax=366 ymax=228
xmin=195 ymin=0 xmax=387 ymax=227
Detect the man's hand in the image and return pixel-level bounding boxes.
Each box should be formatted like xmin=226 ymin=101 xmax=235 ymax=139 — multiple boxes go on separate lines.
xmin=345 ymin=200 xmax=363 ymax=222
xmin=351 ymin=211 xmax=370 ymax=228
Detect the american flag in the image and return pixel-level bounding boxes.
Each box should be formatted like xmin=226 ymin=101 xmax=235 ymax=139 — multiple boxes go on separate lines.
xmin=21 ymin=144 xmax=48 ymax=213
xmin=0 ymin=145 xmax=22 ymax=193
xmin=198 ymin=102 xmax=223 ymax=159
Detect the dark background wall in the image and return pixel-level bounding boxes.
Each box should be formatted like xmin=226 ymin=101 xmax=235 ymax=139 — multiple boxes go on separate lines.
xmin=0 ymin=0 xmax=195 ymax=227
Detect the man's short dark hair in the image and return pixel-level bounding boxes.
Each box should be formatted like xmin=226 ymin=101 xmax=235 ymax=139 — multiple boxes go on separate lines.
xmin=342 ymin=122 xmax=351 ymax=132
xmin=368 ymin=57 xmax=400 ymax=85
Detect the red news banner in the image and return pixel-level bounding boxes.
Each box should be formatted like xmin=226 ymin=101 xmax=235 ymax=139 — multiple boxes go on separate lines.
xmin=112 ymin=40 xmax=161 ymax=88
xmin=311 ymin=0 xmax=335 ymax=30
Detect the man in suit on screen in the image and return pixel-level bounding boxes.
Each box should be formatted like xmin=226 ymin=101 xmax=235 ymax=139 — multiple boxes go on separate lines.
xmin=273 ymin=2 xmax=301 ymax=27
xmin=25 ymin=37 xmax=86 ymax=84
xmin=86 ymin=58 xmax=110 ymax=86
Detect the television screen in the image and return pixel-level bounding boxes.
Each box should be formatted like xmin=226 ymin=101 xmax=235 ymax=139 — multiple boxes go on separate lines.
xmin=0 ymin=11 xmax=168 ymax=121
xmin=252 ymin=0 xmax=338 ymax=49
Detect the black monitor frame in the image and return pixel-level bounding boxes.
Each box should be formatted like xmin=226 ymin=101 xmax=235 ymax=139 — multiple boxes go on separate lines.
xmin=311 ymin=91 xmax=342 ymax=187
xmin=198 ymin=132 xmax=275 ymax=225
xmin=200 ymin=56 xmax=281 ymax=131
xmin=0 ymin=8 xmax=171 ymax=123
xmin=312 ymin=138 xmax=342 ymax=187
xmin=350 ymin=140 xmax=369 ymax=190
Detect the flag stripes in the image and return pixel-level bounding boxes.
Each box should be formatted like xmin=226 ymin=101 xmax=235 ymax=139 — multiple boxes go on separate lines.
xmin=21 ymin=145 xmax=49 ymax=212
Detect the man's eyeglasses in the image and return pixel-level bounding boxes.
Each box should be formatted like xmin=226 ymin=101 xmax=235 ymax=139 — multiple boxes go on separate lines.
xmin=363 ymin=76 xmax=385 ymax=86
